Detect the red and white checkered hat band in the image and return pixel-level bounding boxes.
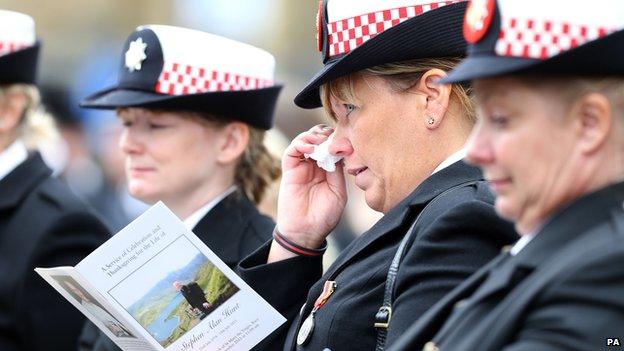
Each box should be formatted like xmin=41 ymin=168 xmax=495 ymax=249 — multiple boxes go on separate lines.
xmin=0 ymin=41 xmax=29 ymax=56
xmin=326 ymin=0 xmax=460 ymax=57
xmin=154 ymin=62 xmax=274 ymax=95
xmin=495 ymin=17 xmax=617 ymax=60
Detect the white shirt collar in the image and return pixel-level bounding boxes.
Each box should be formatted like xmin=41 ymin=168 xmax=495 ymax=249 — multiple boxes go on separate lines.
xmin=510 ymin=234 xmax=535 ymax=256
xmin=182 ymin=186 xmax=237 ymax=230
xmin=431 ymin=148 xmax=467 ymax=175
xmin=0 ymin=140 xmax=28 ymax=182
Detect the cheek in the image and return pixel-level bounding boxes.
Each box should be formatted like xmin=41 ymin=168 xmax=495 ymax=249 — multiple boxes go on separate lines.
xmin=349 ymin=119 xmax=392 ymax=163
xmin=494 ymin=129 xmax=535 ymax=175
xmin=157 ymin=133 xmax=203 ymax=167
xmin=177 ymin=132 xmax=220 ymax=172
xmin=492 ymin=132 xmax=555 ymax=218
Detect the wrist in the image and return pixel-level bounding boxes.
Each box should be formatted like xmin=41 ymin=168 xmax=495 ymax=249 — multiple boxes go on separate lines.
xmin=273 ymin=226 xmax=327 ymax=257
xmin=275 ymin=224 xmax=326 ymax=249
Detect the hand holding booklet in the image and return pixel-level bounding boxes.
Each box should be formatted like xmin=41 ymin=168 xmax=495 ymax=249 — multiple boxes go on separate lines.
xmin=35 ymin=202 xmax=285 ymax=351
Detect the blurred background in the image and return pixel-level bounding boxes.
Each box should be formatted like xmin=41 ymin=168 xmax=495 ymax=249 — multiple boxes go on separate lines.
xmin=0 ymin=0 xmax=383 ymax=261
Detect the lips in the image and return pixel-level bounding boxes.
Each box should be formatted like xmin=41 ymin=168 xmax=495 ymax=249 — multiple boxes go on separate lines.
xmin=347 ymin=166 xmax=367 ymax=176
xmin=487 ymin=177 xmax=512 ymax=192
xmin=128 ymin=166 xmax=155 ymax=176
xmin=130 ymin=166 xmax=154 ymax=171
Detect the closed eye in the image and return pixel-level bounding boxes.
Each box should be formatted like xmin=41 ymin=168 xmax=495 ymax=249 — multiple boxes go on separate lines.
xmin=149 ymin=123 xmax=169 ymax=130
xmin=489 ymin=114 xmax=509 ymax=128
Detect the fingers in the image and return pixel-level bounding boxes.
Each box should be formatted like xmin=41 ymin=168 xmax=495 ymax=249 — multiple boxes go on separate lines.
xmin=310 ymin=124 xmax=334 ymax=136
xmin=298 ymin=124 xmax=334 ymax=144
xmin=325 ymin=160 xmax=347 ymax=196
xmin=283 ymin=124 xmax=334 ymax=169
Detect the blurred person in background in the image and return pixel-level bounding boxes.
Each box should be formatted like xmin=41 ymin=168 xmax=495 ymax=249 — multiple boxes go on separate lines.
xmin=39 ymin=84 xmax=146 ymax=233
xmin=0 ymin=9 xmax=109 ymax=351
xmin=78 ymin=25 xmax=282 ymax=351
xmin=237 ymin=1 xmax=518 ymax=350
xmin=390 ymin=1 xmax=624 ymax=350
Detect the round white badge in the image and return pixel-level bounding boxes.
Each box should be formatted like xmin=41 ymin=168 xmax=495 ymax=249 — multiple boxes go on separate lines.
xmin=297 ymin=313 xmax=315 ymax=345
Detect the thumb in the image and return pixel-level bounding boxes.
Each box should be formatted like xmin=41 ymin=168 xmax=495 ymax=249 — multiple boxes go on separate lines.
xmin=325 ymin=161 xmax=346 ymax=196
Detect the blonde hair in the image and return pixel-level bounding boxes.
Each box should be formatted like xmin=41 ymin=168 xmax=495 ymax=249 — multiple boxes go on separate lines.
xmin=320 ymin=57 xmax=475 ymax=124
xmin=187 ymin=112 xmax=281 ymax=205
xmin=0 ymin=84 xmax=60 ymax=149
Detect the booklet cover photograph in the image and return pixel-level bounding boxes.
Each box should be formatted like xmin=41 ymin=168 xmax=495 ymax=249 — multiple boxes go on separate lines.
xmin=108 ymin=235 xmax=240 ymax=347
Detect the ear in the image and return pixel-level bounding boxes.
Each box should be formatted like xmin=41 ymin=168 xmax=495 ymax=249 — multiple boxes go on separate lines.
xmin=215 ymin=122 xmax=250 ymax=164
xmin=572 ymin=93 xmax=612 ymax=155
xmin=0 ymin=91 xmax=27 ymax=134
xmin=411 ymin=68 xmax=452 ymax=130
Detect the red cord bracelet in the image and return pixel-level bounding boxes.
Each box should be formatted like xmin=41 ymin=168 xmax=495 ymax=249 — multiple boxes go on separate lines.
xmin=272 ymin=226 xmax=327 ymax=257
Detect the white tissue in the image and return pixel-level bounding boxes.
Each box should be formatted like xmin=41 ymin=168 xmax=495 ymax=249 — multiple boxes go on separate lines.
xmin=304 ymin=134 xmax=343 ymax=172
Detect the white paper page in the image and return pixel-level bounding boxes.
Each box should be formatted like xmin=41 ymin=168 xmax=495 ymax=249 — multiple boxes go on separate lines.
xmin=76 ymin=202 xmax=286 ymax=351
xmin=35 ymin=267 xmax=156 ymax=351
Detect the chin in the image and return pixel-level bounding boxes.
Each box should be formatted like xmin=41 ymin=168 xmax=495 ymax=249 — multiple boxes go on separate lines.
xmin=364 ymin=191 xmax=385 ymax=213
xmin=127 ymin=183 xmax=159 ymax=204
xmin=494 ymin=198 xmax=519 ymax=223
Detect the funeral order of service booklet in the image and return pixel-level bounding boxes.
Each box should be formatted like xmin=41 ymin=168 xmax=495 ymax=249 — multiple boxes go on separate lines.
xmin=36 ymin=202 xmax=285 ymax=351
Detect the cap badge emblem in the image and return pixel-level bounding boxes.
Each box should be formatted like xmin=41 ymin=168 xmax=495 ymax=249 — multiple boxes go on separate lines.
xmin=125 ymin=37 xmax=148 ymax=72
xmin=463 ymin=0 xmax=495 ymax=44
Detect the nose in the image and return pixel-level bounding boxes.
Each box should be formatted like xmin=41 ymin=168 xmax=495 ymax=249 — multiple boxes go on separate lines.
xmin=327 ymin=127 xmax=353 ymax=157
xmin=118 ymin=125 xmax=144 ymax=156
xmin=464 ymin=123 xmax=493 ymax=166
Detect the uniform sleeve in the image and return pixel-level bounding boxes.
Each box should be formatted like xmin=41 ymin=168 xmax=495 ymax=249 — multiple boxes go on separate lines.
xmin=501 ymin=251 xmax=624 ymax=351
xmin=386 ymin=198 xmax=517 ymax=347
xmin=237 ymin=240 xmax=323 ymax=351
xmin=14 ymin=211 xmax=108 ymax=351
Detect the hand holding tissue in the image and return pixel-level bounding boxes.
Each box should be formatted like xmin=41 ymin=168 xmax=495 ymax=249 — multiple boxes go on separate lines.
xmin=304 ymin=134 xmax=343 ymax=172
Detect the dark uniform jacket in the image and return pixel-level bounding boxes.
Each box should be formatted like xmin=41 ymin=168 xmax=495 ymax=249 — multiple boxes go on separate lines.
xmin=389 ymin=181 xmax=624 ymax=351
xmin=181 ymin=282 xmax=208 ymax=309
xmin=79 ymin=190 xmax=274 ymax=351
xmin=0 ymin=152 xmax=109 ymax=351
xmin=238 ymin=161 xmax=518 ymax=351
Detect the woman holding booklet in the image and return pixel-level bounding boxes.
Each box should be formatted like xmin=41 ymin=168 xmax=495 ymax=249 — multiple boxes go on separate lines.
xmin=0 ymin=9 xmax=109 ymax=351
xmin=78 ymin=25 xmax=282 ymax=351
xmin=237 ymin=1 xmax=518 ymax=350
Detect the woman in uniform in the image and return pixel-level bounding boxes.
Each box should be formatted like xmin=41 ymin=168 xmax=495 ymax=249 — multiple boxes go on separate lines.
xmin=0 ymin=9 xmax=109 ymax=351
xmin=237 ymin=1 xmax=518 ymax=350
xmin=78 ymin=25 xmax=282 ymax=351
xmin=390 ymin=0 xmax=624 ymax=350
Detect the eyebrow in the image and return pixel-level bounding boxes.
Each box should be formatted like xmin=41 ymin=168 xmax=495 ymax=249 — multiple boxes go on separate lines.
xmin=474 ymin=82 xmax=507 ymax=105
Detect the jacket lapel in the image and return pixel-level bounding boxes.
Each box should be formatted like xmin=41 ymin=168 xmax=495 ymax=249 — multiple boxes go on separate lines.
xmin=468 ymin=181 xmax=624 ymax=306
xmin=322 ymin=199 xmax=412 ymax=278
xmin=0 ymin=152 xmax=50 ymax=211
xmin=462 ymin=253 xmax=518 ymax=304
xmin=390 ymin=253 xmax=508 ymax=350
xmin=323 ymin=161 xmax=484 ymax=279
xmin=191 ymin=191 xmax=254 ymax=266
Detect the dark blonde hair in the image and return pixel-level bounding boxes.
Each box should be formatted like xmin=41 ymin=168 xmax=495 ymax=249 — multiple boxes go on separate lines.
xmin=234 ymin=125 xmax=281 ymax=204
xmin=320 ymin=57 xmax=475 ymax=124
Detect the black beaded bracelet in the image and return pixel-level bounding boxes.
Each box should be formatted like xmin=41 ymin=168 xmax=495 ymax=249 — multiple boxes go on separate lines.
xmin=272 ymin=226 xmax=327 ymax=257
